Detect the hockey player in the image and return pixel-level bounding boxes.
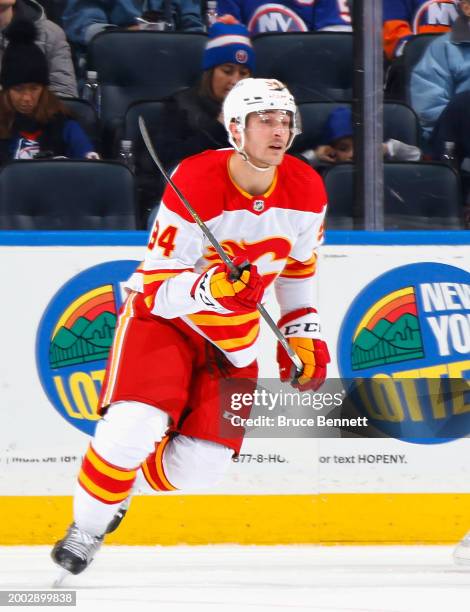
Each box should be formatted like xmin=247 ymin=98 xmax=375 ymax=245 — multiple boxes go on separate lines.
xmin=383 ymin=0 xmax=459 ymax=60
xmin=51 ymin=78 xmax=330 ymax=577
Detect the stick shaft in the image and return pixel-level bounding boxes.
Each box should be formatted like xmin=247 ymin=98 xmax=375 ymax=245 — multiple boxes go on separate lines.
xmin=138 ymin=116 xmax=303 ymax=373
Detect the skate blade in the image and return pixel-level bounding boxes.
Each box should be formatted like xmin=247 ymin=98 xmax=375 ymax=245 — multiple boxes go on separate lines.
xmin=53 ymin=568 xmax=71 ymax=588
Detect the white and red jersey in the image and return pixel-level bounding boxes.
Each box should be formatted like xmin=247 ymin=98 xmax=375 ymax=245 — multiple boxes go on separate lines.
xmin=128 ymin=148 xmax=327 ymax=367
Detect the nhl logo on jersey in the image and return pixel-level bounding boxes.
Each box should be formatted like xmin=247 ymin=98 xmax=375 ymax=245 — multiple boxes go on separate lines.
xmin=253 ymin=199 xmax=265 ymax=212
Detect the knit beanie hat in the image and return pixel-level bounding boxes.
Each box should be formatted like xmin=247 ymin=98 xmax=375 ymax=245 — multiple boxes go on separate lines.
xmin=322 ymin=106 xmax=353 ymax=145
xmin=203 ymin=21 xmax=255 ymax=72
xmin=1 ymin=20 xmax=49 ymax=89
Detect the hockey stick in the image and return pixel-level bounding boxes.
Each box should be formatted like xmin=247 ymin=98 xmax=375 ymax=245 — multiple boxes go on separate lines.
xmin=138 ymin=116 xmax=303 ymax=374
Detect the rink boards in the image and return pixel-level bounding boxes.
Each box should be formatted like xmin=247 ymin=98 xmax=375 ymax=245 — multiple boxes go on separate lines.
xmin=0 ymin=230 xmax=469 ymax=544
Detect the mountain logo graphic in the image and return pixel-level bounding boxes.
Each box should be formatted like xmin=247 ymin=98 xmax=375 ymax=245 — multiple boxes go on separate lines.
xmin=49 ymin=286 xmax=117 ymax=369
xmin=36 ymin=260 xmax=139 ymax=436
xmin=351 ymin=286 xmax=425 ymax=370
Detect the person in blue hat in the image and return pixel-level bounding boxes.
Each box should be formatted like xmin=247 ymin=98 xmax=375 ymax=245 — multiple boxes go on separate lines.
xmin=302 ymin=106 xmax=421 ymax=168
xmin=136 ymin=17 xmax=255 ymax=225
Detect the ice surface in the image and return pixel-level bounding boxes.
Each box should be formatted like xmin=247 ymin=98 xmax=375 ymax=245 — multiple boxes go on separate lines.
xmin=1 ymin=545 xmax=469 ymax=612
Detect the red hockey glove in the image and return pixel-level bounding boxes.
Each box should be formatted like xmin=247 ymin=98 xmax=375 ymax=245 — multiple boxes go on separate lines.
xmin=191 ymin=256 xmax=264 ymax=313
xmin=276 ymin=307 xmax=330 ymax=391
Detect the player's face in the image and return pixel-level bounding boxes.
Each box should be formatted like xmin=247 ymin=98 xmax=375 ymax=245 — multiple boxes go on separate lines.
xmin=8 ymin=83 xmax=44 ymax=115
xmin=243 ymin=110 xmax=292 ymax=166
xmin=211 ymin=63 xmax=251 ymax=102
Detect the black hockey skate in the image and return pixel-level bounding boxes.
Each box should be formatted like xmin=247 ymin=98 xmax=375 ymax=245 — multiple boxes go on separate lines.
xmin=51 ymin=523 xmax=103 ymax=575
xmin=51 ymin=500 xmax=130 ymax=584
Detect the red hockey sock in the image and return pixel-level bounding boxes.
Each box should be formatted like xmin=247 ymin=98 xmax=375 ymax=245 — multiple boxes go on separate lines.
xmin=78 ymin=444 xmax=137 ymax=504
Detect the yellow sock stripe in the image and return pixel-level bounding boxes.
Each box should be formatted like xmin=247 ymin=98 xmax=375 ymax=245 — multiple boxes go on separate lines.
xmin=140 ymin=460 xmax=163 ymax=491
xmin=78 ymin=471 xmax=131 ymax=504
xmin=155 ymin=437 xmax=177 ymax=492
xmin=87 ymin=446 xmax=137 ymax=482
xmin=102 ymin=292 xmax=136 ymax=407
xmin=280 ymin=266 xmax=316 ymax=278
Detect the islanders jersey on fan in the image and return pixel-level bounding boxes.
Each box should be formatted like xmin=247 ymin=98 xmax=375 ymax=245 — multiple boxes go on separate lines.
xmin=383 ymin=0 xmax=458 ymax=59
xmin=217 ymin=0 xmax=351 ymax=34
xmin=129 ymin=149 xmax=327 ymax=367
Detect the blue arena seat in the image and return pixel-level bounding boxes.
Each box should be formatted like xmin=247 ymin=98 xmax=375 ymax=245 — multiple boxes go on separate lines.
xmin=323 ymin=162 xmax=464 ymax=229
xmin=253 ymin=32 xmax=353 ymax=103
xmin=60 ymin=97 xmax=100 ymax=151
xmin=87 ymin=31 xmax=207 ymax=147
xmin=122 ymin=99 xmax=166 ymax=145
xmin=0 ymin=160 xmax=138 ymax=229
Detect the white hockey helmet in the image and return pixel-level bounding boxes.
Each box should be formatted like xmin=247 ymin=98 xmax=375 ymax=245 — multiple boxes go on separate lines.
xmin=223 ymin=78 xmax=301 ymax=153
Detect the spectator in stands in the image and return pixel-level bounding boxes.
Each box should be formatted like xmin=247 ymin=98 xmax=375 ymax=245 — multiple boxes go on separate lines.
xmin=135 ymin=18 xmax=254 ymax=225
xmin=63 ymin=0 xmax=204 ymax=86
xmin=430 ymin=89 xmax=470 ymax=225
xmin=383 ymin=0 xmax=458 ymax=61
xmin=383 ymin=0 xmax=459 ymax=97
xmin=63 ymin=0 xmax=203 ymax=48
xmin=301 ymin=106 xmax=421 ymax=168
xmin=0 ymin=20 xmax=98 ymax=163
xmin=431 ymin=89 xmax=470 ymax=161
xmin=0 ymin=0 xmax=77 ymax=97
xmin=216 ymin=0 xmax=352 ymax=34
xmin=410 ymin=0 xmax=470 ymax=146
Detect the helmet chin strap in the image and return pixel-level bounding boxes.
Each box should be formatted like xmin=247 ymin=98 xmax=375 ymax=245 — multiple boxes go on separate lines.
xmin=235 ymin=127 xmax=273 ymax=173
xmin=240 ymin=150 xmax=273 ymax=173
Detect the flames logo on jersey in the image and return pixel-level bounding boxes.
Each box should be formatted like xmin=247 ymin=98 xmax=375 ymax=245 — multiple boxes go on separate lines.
xmin=338 ymin=263 xmax=470 ymax=444
xmin=36 ymin=260 xmax=139 ymax=435
xmin=204 ymin=237 xmax=292 ymax=286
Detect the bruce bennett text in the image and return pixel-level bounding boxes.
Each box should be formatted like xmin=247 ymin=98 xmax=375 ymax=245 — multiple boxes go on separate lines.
xmin=230 ymin=415 xmax=369 ymax=428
